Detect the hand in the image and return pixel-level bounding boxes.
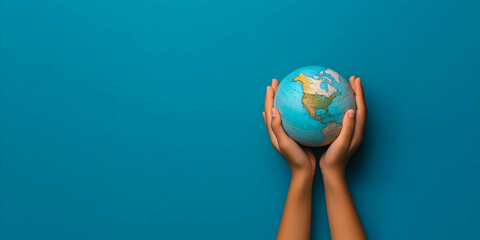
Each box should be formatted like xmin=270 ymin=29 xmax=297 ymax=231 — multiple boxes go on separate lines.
xmin=263 ymin=79 xmax=316 ymax=177
xmin=319 ymin=76 xmax=367 ymax=174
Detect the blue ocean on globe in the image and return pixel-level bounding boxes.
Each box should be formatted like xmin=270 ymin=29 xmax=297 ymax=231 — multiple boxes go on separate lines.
xmin=274 ymin=66 xmax=356 ymax=147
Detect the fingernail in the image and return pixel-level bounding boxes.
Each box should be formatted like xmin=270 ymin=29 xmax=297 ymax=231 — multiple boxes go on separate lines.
xmin=347 ymin=110 xmax=355 ymax=118
xmin=271 ymin=108 xmax=276 ymax=117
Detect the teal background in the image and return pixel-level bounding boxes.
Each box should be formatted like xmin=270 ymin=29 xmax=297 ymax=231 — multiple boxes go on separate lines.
xmin=1 ymin=0 xmax=479 ymax=239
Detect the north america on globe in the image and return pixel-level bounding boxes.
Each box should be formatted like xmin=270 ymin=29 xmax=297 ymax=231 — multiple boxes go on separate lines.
xmin=293 ymin=73 xmax=338 ymax=122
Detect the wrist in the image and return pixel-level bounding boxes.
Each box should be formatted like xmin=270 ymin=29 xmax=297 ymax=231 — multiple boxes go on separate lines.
xmin=291 ymin=168 xmax=315 ymax=183
xmin=320 ymin=167 xmax=345 ymax=180
xmin=321 ymin=168 xmax=348 ymax=193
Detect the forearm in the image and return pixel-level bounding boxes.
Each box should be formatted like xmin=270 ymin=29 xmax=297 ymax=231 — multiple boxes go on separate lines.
xmin=277 ymin=171 xmax=314 ymax=240
xmin=322 ymin=170 xmax=366 ymax=240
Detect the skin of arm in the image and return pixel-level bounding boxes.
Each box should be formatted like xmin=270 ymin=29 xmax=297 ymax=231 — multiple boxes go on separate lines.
xmin=320 ymin=76 xmax=368 ymax=240
xmin=263 ymin=79 xmax=316 ymax=240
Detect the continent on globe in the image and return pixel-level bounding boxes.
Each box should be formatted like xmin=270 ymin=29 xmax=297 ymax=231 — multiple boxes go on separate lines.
xmin=321 ymin=122 xmax=342 ymax=145
xmin=274 ymin=66 xmax=356 ymax=147
xmin=293 ymin=73 xmax=339 ymax=123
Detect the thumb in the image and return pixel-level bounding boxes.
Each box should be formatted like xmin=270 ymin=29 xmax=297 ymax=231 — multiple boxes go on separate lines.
xmin=270 ymin=108 xmax=289 ymax=143
xmin=335 ymin=109 xmax=356 ymax=148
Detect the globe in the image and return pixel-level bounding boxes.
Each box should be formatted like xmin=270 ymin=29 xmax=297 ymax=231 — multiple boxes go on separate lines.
xmin=274 ymin=66 xmax=356 ymax=147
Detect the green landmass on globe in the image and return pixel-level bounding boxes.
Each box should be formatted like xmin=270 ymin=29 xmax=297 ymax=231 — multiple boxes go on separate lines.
xmin=294 ymin=73 xmax=338 ymax=123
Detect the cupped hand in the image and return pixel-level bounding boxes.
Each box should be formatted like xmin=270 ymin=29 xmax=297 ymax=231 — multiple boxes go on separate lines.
xmin=319 ymin=76 xmax=367 ymax=174
xmin=263 ymin=79 xmax=316 ymax=177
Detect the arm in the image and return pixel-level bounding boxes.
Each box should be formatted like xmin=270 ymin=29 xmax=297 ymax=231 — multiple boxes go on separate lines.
xmin=277 ymin=169 xmax=314 ymax=240
xmin=263 ymin=79 xmax=316 ymax=240
xmin=320 ymin=76 xmax=368 ymax=240
xmin=322 ymin=170 xmax=365 ymax=240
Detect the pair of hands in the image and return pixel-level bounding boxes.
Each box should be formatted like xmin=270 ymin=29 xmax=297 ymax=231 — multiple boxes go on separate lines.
xmin=262 ymin=76 xmax=367 ymax=177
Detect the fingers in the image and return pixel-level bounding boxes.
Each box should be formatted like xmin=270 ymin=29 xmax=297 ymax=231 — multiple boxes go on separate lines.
xmin=349 ymin=76 xmax=356 ymax=95
xmin=264 ymin=86 xmax=274 ymax=126
xmin=333 ymin=109 xmax=356 ymax=150
xmin=350 ymin=78 xmax=367 ymax=151
xmin=262 ymin=111 xmax=266 ymax=126
xmin=272 ymin=78 xmax=279 ymax=91
xmin=270 ymin=108 xmax=290 ymax=147
xmin=355 ymin=78 xmax=366 ymax=109
xmin=264 ymin=83 xmax=279 ymax=149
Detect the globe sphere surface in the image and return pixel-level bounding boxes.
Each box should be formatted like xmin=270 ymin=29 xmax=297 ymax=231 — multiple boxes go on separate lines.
xmin=274 ymin=66 xmax=356 ymax=147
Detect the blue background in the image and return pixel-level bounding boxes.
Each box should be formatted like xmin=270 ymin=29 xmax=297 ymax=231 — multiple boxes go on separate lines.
xmin=1 ymin=0 xmax=479 ymax=239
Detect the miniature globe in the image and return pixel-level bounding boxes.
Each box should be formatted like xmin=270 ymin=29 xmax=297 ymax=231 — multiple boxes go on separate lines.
xmin=274 ymin=66 xmax=356 ymax=147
